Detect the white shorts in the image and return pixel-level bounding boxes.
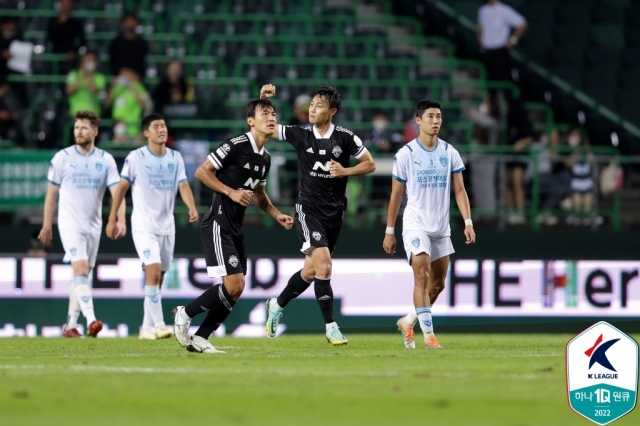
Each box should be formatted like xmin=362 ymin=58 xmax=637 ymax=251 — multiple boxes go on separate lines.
xmin=402 ymin=230 xmax=454 ymax=264
xmin=59 ymin=231 xmax=101 ymax=267
xmin=132 ymin=232 xmax=175 ymax=271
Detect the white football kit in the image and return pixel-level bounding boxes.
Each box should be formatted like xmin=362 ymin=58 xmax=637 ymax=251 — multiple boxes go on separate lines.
xmin=392 ymin=138 xmax=465 ymax=262
xmin=47 ymin=146 xmax=120 ymax=266
xmin=121 ymin=146 xmax=187 ymax=270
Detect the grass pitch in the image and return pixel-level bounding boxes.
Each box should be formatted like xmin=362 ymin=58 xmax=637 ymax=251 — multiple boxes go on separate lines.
xmin=1 ymin=334 xmax=638 ymax=426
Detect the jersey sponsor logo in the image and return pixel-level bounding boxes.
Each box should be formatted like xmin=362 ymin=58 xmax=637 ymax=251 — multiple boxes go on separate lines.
xmin=143 ymin=249 xmax=150 ymax=259
xmin=243 ymin=177 xmax=261 ymax=189
xmin=312 ymin=231 xmax=321 ymax=241
xmin=216 ymin=147 xmax=227 ymax=159
xmin=332 ymin=146 xmax=342 ymax=157
xmin=439 ymin=155 xmax=448 ymax=167
xmin=411 ymin=237 xmax=420 ymax=248
xmin=168 ymin=163 xmax=175 ymax=172
xmin=306 ymin=147 xmax=313 ymax=153
xmin=228 ymin=255 xmax=239 ymax=268
xmin=319 ymin=150 xmax=326 ymax=155
xmin=95 ymin=162 xmax=102 ymax=171
xmin=312 ymin=161 xmax=331 ymax=172
xmin=336 ymin=126 xmax=353 ymax=136
xmin=230 ymin=135 xmax=247 ymax=144
xmin=244 ymin=163 xmax=250 ymax=169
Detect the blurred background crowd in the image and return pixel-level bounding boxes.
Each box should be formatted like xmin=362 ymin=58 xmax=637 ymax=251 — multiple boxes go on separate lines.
xmin=1 ymin=0 xmax=639 ymax=234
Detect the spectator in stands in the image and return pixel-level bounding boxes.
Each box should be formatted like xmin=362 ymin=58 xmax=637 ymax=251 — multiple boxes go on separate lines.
xmin=362 ymin=112 xmax=403 ymax=153
xmin=565 ymin=128 xmax=601 ymax=226
xmin=403 ymin=115 xmax=419 ymax=143
xmin=105 ymin=68 xmax=152 ymax=142
xmin=47 ymin=0 xmax=85 ymax=75
xmin=0 ymin=16 xmax=22 ymax=79
xmin=288 ymin=94 xmax=311 ymax=126
xmin=153 ymin=60 xmax=193 ymax=113
xmin=27 ymin=230 xmax=52 ymax=257
xmin=477 ymin=0 xmax=527 ymax=97
xmin=505 ymin=99 xmax=534 ymax=224
xmin=66 ymin=50 xmax=105 ymax=117
xmin=108 ymin=13 xmax=148 ymax=80
xmin=0 ymin=75 xmax=18 ymax=140
xmin=466 ymin=96 xmax=501 ymax=214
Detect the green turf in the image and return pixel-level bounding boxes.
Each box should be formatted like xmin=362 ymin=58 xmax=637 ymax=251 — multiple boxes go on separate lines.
xmin=1 ymin=334 xmax=638 ymax=426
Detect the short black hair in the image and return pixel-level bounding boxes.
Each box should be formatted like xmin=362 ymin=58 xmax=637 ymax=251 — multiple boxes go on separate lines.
xmin=244 ymin=99 xmax=276 ymax=118
xmin=415 ymin=99 xmax=441 ymax=118
xmin=121 ymin=12 xmax=139 ymax=24
xmin=311 ymin=84 xmax=341 ymax=112
xmin=84 ymin=49 xmax=99 ymax=59
xmin=141 ymin=114 xmax=165 ymax=131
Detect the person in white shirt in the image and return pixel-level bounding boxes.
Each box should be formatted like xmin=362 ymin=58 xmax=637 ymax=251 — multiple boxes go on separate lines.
xmin=477 ymin=0 xmax=527 ymax=92
xmin=39 ymin=110 xmax=126 ymax=338
xmin=106 ymin=113 xmax=199 ymax=340
xmin=383 ymin=100 xmax=476 ymax=350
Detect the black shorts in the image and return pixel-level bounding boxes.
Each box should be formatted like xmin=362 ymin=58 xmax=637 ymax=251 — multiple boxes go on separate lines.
xmin=200 ymin=220 xmax=247 ymax=277
xmin=295 ymin=204 xmax=343 ymax=255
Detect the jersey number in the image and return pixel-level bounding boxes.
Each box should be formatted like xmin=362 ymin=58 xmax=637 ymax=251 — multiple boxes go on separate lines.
xmin=244 ymin=177 xmax=261 ymax=189
xmin=312 ymin=161 xmax=331 ymax=172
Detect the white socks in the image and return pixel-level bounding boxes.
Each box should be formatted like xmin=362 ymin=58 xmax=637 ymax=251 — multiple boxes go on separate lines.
xmin=403 ymin=308 xmax=418 ymax=327
xmin=142 ymin=299 xmax=154 ymax=333
xmin=416 ymin=307 xmax=434 ymax=335
xmin=144 ymin=285 xmax=165 ymax=327
xmin=67 ymin=280 xmax=80 ymax=328
xmin=325 ymin=321 xmax=338 ymax=331
xmin=73 ymin=275 xmax=96 ymax=325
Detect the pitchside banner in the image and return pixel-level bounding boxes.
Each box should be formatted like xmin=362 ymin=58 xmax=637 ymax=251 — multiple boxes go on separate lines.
xmin=1 ymin=256 xmax=639 ymax=316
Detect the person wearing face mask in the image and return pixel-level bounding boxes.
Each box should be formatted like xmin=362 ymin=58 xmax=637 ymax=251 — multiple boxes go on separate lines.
xmin=108 ymin=13 xmax=148 ymax=80
xmin=152 ymin=61 xmax=193 ymax=114
xmin=105 ymin=67 xmax=153 ymax=142
xmin=47 ymin=0 xmax=85 ymax=75
xmin=363 ymin=112 xmax=404 ymax=153
xmin=66 ymin=50 xmax=106 ymax=116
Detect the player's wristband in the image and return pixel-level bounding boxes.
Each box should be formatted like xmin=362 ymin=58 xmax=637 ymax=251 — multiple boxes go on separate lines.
xmin=385 ymin=227 xmax=395 ymax=235
xmin=464 ymin=219 xmax=473 ymax=227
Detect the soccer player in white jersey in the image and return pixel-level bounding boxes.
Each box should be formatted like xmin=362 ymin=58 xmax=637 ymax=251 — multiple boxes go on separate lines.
xmin=383 ymin=100 xmax=476 ymax=349
xmin=39 ymin=111 xmax=126 ymax=338
xmin=106 ymin=114 xmax=199 ymax=340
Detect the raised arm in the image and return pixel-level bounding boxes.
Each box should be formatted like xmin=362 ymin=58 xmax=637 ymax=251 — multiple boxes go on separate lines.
xmin=38 ymin=183 xmax=59 ymax=244
xmin=106 ymin=179 xmax=129 ymax=239
xmin=178 ymin=180 xmax=199 ymax=223
xmin=252 ymin=184 xmax=293 ymax=230
xmin=452 ymin=172 xmax=476 ymax=244
xmin=382 ymin=178 xmax=405 ymax=255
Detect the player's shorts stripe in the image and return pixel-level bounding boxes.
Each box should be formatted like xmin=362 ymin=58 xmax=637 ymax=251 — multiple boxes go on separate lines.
xmin=296 ymin=204 xmax=310 ymax=242
xmin=218 ymin=285 xmax=232 ymax=310
xmin=212 ymin=222 xmax=224 ymax=267
xmin=452 ymin=167 xmax=465 ymax=173
xmin=208 ymin=153 xmax=222 ymax=169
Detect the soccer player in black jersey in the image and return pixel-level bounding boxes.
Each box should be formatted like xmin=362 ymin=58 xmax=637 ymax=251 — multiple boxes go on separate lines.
xmin=262 ymin=84 xmax=376 ymax=346
xmin=172 ymin=98 xmax=294 ymax=354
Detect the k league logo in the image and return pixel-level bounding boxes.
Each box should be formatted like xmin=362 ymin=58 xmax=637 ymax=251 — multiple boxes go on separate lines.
xmin=566 ymin=321 xmax=638 ymax=425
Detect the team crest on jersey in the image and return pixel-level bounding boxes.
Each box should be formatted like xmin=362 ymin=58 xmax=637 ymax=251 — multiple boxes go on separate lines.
xmin=70 ymin=247 xmax=76 ymax=256
xmin=218 ymin=205 xmax=222 ymax=215
xmin=312 ymin=232 xmax=321 ymax=241
xmin=411 ymin=237 xmax=420 ymax=248
xmin=143 ymin=249 xmax=150 ymax=259
xmin=228 ymin=255 xmax=239 ymax=268
xmin=95 ymin=162 xmax=102 ymax=171
xmin=168 ymin=163 xmax=175 ymax=172
xmin=439 ymin=155 xmax=448 ymax=167
xmin=332 ymin=146 xmax=342 ymax=157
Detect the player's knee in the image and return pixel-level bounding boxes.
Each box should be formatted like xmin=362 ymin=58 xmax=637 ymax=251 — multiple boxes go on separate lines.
xmin=414 ymin=269 xmax=430 ymax=287
xmin=431 ymin=278 xmax=445 ymax=294
xmin=224 ymin=276 xmax=245 ymax=300
xmin=315 ymin=260 xmax=332 ymax=279
xmin=301 ymin=269 xmax=315 ymax=282
xmin=146 ymin=269 xmax=163 ymax=284
xmin=73 ymin=261 xmax=91 ymax=276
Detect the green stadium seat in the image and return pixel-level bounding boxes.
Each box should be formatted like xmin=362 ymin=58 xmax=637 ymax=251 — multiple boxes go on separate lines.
xmin=585 ymin=48 xmax=621 ymax=68
xmin=550 ymin=66 xmax=583 ymax=88
xmin=618 ymin=67 xmax=640 ymax=88
xmin=556 ymin=4 xmax=589 ymax=24
xmin=583 ymin=68 xmax=618 ymax=89
xmin=555 ymin=24 xmax=590 ymax=49
xmin=548 ymin=47 xmax=584 ymax=67
xmin=590 ymin=25 xmax=626 ymax=49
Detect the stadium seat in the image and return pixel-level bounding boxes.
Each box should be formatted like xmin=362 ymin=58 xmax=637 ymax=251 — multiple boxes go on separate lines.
xmin=555 ymin=24 xmax=590 ymax=49
xmin=590 ymin=25 xmax=626 ymax=49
